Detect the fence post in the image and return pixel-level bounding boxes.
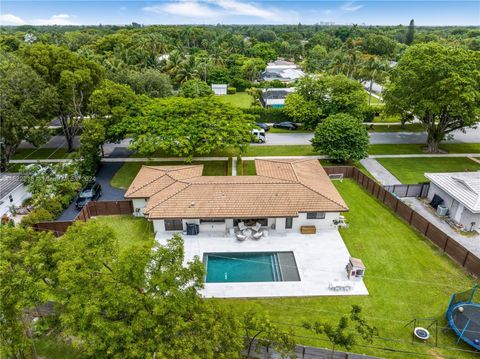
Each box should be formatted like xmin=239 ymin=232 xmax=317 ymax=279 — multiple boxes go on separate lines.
xmin=463 ymin=251 xmax=470 ymax=267
xmin=394 ymin=198 xmax=400 ymax=213
xmin=408 ymin=210 xmax=414 ymax=225
xmin=424 ymin=222 xmax=430 ymax=236
xmin=443 ymin=236 xmax=449 ymax=252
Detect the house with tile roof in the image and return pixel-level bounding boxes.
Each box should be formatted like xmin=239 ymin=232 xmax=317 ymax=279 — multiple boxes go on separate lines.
xmin=125 ymin=159 xmax=348 ymax=236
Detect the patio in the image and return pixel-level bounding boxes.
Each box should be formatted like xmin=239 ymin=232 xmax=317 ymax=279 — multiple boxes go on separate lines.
xmin=155 ymin=229 xmax=369 ymax=298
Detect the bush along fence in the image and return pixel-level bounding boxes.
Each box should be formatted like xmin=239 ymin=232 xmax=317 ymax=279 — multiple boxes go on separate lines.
xmin=34 ymin=200 xmax=133 ymax=237
xmin=323 ymin=166 xmax=480 ymax=277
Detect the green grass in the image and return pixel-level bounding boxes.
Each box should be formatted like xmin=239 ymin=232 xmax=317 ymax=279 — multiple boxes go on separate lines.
xmin=244 ymin=145 xmax=317 ymax=157
xmin=35 ymin=337 xmax=83 ymax=359
xmin=110 ymin=161 xmax=228 ymax=189
xmin=373 ymin=114 xmax=401 ymax=123
xmin=217 ymin=92 xmax=253 ymax=108
xmin=93 ymin=215 xmax=154 ymax=252
xmin=13 ymin=148 xmax=76 ymax=160
xmin=369 ymin=143 xmax=480 ymax=155
xmin=237 ymin=160 xmax=256 ymax=175
xmin=377 ymin=157 xmax=480 ymax=184
xmin=219 ymin=179 xmax=476 ymax=358
xmin=368 ymin=95 xmax=383 ymax=105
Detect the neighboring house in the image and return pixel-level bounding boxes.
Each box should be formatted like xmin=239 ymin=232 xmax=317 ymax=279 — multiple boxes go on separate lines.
xmin=425 ymin=171 xmax=480 ymax=232
xmin=0 ymin=173 xmax=30 ymax=218
xmin=260 ymin=87 xmax=294 ymax=108
xmin=211 ymin=84 xmax=227 ymax=96
xmin=125 ymin=159 xmax=348 ymax=236
xmin=261 ymin=60 xmax=305 ymax=83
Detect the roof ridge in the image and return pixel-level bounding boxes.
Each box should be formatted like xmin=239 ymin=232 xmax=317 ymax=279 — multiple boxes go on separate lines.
xmin=127 ymin=166 xmax=168 ymax=196
xmin=145 ymin=181 xmax=191 ymax=213
xmin=291 ymin=161 xmax=348 ymax=211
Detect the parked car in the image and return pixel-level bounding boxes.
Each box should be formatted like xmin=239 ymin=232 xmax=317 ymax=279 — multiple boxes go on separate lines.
xmin=75 ymin=182 xmax=102 ymax=210
xmin=273 ymin=121 xmax=298 ymax=130
xmin=256 ymin=123 xmax=270 ymax=131
xmin=251 ymin=128 xmax=266 ymax=143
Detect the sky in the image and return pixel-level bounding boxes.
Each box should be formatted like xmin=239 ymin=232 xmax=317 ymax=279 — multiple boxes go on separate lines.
xmin=1 ymin=1 xmax=479 ymax=26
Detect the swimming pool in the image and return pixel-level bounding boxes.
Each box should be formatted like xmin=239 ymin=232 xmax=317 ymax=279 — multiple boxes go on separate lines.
xmin=204 ymin=251 xmax=300 ymax=283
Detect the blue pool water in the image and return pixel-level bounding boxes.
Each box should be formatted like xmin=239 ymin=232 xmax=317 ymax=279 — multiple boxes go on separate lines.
xmin=204 ymin=252 xmax=287 ymax=283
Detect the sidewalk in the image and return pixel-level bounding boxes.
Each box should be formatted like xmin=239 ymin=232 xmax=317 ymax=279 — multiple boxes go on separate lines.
xmin=359 ymin=159 xmax=401 ymax=185
xmin=402 ymin=197 xmax=480 ymax=257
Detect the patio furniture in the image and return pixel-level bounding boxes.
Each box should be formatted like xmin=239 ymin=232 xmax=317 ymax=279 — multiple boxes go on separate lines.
xmin=300 ymin=225 xmax=316 ymax=234
xmin=238 ymin=222 xmax=247 ymax=231
xmin=236 ymin=233 xmax=247 ymax=241
xmin=252 ymin=222 xmax=262 ymax=232
xmin=252 ymin=231 xmax=263 ymax=240
xmin=242 ymin=228 xmax=252 ymax=239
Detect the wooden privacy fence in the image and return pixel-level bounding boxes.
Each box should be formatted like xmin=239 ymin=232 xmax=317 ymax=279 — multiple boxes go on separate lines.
xmin=34 ymin=200 xmax=133 ymax=237
xmin=324 ymin=166 xmax=480 ymax=277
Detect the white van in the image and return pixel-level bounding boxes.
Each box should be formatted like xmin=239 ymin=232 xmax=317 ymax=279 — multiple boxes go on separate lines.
xmin=251 ymin=129 xmax=266 ymax=143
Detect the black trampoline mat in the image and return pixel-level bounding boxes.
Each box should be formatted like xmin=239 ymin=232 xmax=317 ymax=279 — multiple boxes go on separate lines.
xmin=451 ymin=304 xmax=480 ymax=344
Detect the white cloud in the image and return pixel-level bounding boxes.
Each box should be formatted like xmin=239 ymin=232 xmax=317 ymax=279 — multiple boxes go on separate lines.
xmin=0 ymin=13 xmax=26 ymax=25
xmin=323 ymin=9 xmax=333 ymax=15
xmin=144 ymin=1 xmax=221 ymax=19
xmin=144 ymin=0 xmax=280 ymax=21
xmin=341 ymin=2 xmax=364 ymax=12
xmin=33 ymin=14 xmax=78 ymax=25
xmin=209 ymin=0 xmax=275 ymax=20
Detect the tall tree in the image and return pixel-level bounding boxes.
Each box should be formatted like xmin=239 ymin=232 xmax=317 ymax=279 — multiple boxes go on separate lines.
xmin=0 ymin=226 xmax=57 ymax=359
xmin=0 ymin=52 xmax=57 ymax=171
xmin=178 ymin=79 xmax=214 ymax=98
xmin=358 ymin=56 xmax=389 ymax=104
xmin=20 ymin=44 xmax=104 ymax=152
xmin=284 ymin=75 xmax=367 ymax=129
xmin=117 ymin=97 xmax=256 ymax=159
xmin=405 ymin=19 xmax=415 ymax=45
xmin=384 ymin=43 xmax=480 ymax=152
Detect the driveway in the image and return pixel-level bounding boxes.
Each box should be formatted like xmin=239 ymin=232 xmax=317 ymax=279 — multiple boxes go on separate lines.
xmin=57 ymin=162 xmax=126 ymax=221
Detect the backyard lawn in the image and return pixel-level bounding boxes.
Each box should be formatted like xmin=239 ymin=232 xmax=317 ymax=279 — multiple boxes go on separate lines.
xmin=237 ymin=160 xmax=256 ymax=175
xmin=220 ymin=179 xmax=476 ymax=358
xmin=110 ymin=161 xmax=228 ymax=189
xmin=377 ymin=157 xmax=480 ymax=183
xmin=217 ymin=92 xmax=253 ymax=108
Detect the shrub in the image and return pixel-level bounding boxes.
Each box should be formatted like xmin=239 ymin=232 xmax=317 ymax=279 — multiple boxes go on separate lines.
xmin=311 ymin=113 xmax=369 ymax=162
xmin=362 ymin=106 xmax=378 ymax=123
xmin=242 ymin=107 xmax=292 ymax=123
xmin=227 ymin=87 xmax=236 ymax=94
xmin=230 ymin=78 xmax=251 ymax=92
xmin=21 ymin=208 xmax=55 ymax=228
xmin=42 ymin=197 xmax=64 ymax=217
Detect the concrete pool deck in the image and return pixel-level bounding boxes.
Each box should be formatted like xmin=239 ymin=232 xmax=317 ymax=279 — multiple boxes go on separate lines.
xmin=156 ymin=230 xmax=369 ymax=298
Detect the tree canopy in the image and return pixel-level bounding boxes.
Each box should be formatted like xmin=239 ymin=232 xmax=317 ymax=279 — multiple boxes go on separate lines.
xmin=284 ymin=75 xmax=368 ymax=129
xmin=311 ymin=113 xmax=370 ymax=162
xmin=384 ymin=43 xmax=480 ymax=152
xmin=118 ymin=97 xmax=255 ymax=159
xmin=178 ymin=78 xmax=214 ymax=98
xmin=0 ymin=51 xmax=57 ymax=170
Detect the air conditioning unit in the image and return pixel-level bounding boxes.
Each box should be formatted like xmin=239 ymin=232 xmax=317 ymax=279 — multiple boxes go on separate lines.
xmin=436 ymin=205 xmax=448 ymax=216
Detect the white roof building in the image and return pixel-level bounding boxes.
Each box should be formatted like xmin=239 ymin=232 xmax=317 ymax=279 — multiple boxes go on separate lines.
xmin=211 ymin=84 xmax=227 ymax=96
xmin=425 ymin=171 xmax=480 ymax=231
xmin=0 ymin=173 xmax=31 ymax=219
xmin=262 ymin=60 xmax=305 ymax=83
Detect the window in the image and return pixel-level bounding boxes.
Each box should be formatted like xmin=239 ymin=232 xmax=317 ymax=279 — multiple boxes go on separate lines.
xmin=234 ymin=218 xmax=268 ymax=227
xmin=164 ymin=219 xmax=183 ymax=231
xmin=200 ymin=219 xmax=225 ymax=223
xmin=306 ymin=212 xmax=326 ymax=219
xmin=285 ymin=217 xmax=293 ymax=229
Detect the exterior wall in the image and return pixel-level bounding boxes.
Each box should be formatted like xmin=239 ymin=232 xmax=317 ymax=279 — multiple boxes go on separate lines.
xmin=0 ymin=185 xmax=31 ymax=217
xmin=212 ymin=85 xmax=227 ymax=95
xmin=289 ymin=212 xmax=340 ymax=231
xmin=132 ymin=198 xmax=147 ymax=217
xmin=459 ymin=209 xmax=480 ymax=232
xmin=427 ymin=183 xmax=479 ymax=231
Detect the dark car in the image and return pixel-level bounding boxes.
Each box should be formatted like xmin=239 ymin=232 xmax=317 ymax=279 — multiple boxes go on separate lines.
xmin=75 ymin=182 xmax=102 ymax=210
xmin=256 ymin=123 xmax=270 ymax=131
xmin=273 ymin=121 xmax=298 ymax=130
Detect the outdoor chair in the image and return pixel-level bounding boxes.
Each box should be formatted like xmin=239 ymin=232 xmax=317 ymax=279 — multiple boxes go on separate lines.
xmin=238 ymin=222 xmax=247 ymax=231
xmin=252 ymin=231 xmax=263 ymax=240
xmin=252 ymin=222 xmax=262 ymax=232
xmin=236 ymin=233 xmax=247 ymax=241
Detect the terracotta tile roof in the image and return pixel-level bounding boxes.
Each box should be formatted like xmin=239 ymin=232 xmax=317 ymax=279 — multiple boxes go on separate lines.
xmin=125 ymin=159 xmax=348 ymax=219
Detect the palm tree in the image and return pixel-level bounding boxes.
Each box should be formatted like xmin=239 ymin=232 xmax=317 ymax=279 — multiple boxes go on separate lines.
xmin=162 ymin=50 xmax=183 ymax=80
xmin=359 ymin=56 xmax=389 ymax=104
xmin=176 ymin=55 xmax=200 ymax=84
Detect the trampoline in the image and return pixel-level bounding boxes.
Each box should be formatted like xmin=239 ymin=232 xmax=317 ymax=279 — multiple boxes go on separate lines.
xmin=446 ymin=285 xmax=480 ymax=350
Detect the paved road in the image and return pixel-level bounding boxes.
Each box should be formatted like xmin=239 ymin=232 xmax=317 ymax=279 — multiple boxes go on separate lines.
xmin=19 ymin=126 xmax=480 ymax=151
xmin=57 ymin=162 xmax=126 ymax=221
xmin=259 ymin=127 xmax=480 ymax=146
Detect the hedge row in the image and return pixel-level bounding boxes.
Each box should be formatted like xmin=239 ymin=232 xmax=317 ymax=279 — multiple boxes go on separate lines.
xmin=242 ymin=107 xmax=292 ymax=123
